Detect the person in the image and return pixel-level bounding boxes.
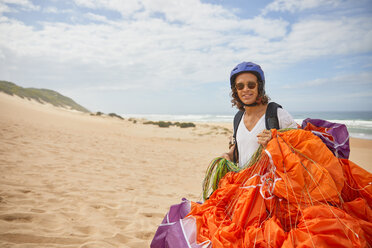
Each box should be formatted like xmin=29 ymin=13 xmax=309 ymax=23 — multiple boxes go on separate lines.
xmin=222 ymin=62 xmax=297 ymax=167
xmin=151 ymin=61 xmax=372 ymax=248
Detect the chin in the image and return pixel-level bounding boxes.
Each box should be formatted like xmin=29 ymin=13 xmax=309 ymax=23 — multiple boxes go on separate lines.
xmin=243 ymin=100 xmax=256 ymax=105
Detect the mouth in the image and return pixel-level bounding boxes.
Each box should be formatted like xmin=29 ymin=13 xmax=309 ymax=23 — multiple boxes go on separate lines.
xmin=239 ymin=91 xmax=256 ymax=104
xmin=241 ymin=93 xmax=254 ymax=99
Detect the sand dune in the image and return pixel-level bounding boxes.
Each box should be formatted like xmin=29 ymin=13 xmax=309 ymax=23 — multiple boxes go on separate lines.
xmin=0 ymin=92 xmax=371 ymax=247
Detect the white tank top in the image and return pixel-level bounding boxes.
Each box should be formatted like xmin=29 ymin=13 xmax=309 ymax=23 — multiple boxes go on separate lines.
xmin=236 ymin=108 xmax=297 ymax=167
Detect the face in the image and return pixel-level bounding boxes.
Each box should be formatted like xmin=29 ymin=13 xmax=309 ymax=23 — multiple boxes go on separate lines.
xmin=235 ymin=72 xmax=259 ymax=105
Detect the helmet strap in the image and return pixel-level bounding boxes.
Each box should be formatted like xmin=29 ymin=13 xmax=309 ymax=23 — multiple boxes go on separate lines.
xmin=243 ymin=102 xmax=258 ymax=107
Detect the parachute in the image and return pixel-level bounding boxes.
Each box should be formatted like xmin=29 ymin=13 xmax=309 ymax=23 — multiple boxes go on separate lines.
xmin=151 ymin=119 xmax=372 ymax=248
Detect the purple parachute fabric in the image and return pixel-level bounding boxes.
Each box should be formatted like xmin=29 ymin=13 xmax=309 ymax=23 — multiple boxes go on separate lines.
xmin=150 ymin=198 xmax=191 ymax=248
xmin=301 ymin=118 xmax=350 ymax=159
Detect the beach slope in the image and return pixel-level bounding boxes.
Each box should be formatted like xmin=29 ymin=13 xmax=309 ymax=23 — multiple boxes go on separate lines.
xmin=0 ymin=93 xmax=370 ymax=247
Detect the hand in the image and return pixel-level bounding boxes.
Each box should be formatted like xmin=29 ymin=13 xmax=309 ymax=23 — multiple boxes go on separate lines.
xmin=220 ymin=144 xmax=236 ymax=161
xmin=221 ymin=153 xmax=231 ymax=160
xmin=257 ymin=129 xmax=272 ymax=148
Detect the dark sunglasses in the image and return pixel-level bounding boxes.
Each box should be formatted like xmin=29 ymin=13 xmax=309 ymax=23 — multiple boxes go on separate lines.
xmin=235 ymin=81 xmax=257 ymax=90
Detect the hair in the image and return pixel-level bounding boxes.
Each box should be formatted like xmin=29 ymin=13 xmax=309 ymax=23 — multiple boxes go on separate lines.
xmin=230 ymin=79 xmax=270 ymax=111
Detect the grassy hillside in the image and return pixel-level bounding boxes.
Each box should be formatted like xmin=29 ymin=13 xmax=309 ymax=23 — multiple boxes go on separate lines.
xmin=0 ymin=81 xmax=90 ymax=113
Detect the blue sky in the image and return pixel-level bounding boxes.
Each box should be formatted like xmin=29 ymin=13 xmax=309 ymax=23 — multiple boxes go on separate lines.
xmin=0 ymin=0 xmax=371 ymax=115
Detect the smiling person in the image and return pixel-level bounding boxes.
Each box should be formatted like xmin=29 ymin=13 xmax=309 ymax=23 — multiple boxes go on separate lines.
xmin=222 ymin=62 xmax=297 ymax=167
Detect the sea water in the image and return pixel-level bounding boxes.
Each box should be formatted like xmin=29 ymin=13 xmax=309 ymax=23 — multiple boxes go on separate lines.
xmin=123 ymin=111 xmax=372 ymax=140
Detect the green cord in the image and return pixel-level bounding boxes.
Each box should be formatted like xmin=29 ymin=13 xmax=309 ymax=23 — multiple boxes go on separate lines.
xmin=202 ymin=128 xmax=296 ymax=201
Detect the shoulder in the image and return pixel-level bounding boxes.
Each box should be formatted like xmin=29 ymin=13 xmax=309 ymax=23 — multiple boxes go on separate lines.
xmin=233 ymin=110 xmax=244 ymax=127
xmin=277 ymin=107 xmax=297 ymax=129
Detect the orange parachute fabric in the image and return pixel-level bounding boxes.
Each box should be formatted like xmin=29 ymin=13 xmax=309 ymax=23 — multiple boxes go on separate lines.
xmin=187 ymin=129 xmax=372 ymax=247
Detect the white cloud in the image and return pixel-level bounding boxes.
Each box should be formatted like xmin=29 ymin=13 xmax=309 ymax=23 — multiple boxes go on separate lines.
xmin=0 ymin=0 xmax=371 ymax=94
xmin=1 ymin=0 xmax=40 ymax=11
xmin=0 ymin=2 xmax=11 ymax=14
xmin=283 ymin=71 xmax=372 ymax=89
xmin=140 ymin=0 xmax=234 ymax=25
xmin=262 ymin=0 xmax=341 ymax=14
xmin=255 ymin=16 xmax=372 ymax=69
xmin=234 ymin=17 xmax=289 ymax=39
xmin=43 ymin=6 xmax=58 ymax=13
xmin=73 ymin=0 xmax=143 ymax=17
xmin=84 ymin=12 xmax=110 ymax=23
xmin=42 ymin=7 xmax=74 ymax=15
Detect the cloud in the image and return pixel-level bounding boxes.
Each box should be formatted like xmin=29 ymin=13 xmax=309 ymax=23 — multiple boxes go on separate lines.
xmin=43 ymin=6 xmax=58 ymax=14
xmin=0 ymin=2 xmax=11 ymax=14
xmin=256 ymin=16 xmax=372 ymax=69
xmin=84 ymin=12 xmax=110 ymax=23
xmin=140 ymin=0 xmax=234 ymax=25
xmin=0 ymin=0 xmax=371 ymax=93
xmin=1 ymin=0 xmax=40 ymax=12
xmin=41 ymin=6 xmax=74 ymax=15
xmin=43 ymin=6 xmax=62 ymax=14
xmin=283 ymin=71 xmax=372 ymax=89
xmin=73 ymin=0 xmax=143 ymax=17
xmin=262 ymin=0 xmax=341 ymax=14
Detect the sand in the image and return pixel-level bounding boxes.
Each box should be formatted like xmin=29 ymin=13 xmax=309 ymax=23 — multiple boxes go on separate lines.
xmin=0 ymin=92 xmax=371 ymax=247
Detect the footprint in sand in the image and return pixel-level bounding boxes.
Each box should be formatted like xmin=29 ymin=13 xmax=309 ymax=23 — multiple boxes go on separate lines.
xmin=135 ymin=231 xmax=153 ymax=240
xmin=30 ymin=208 xmax=45 ymax=213
xmin=74 ymin=225 xmax=97 ymax=235
xmin=140 ymin=212 xmax=164 ymax=219
xmin=0 ymin=213 xmax=33 ymax=222
xmin=91 ymin=203 xmax=120 ymax=210
xmin=18 ymin=189 xmax=32 ymax=194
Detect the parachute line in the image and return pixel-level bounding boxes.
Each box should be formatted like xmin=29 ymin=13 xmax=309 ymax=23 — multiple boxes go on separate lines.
xmin=277 ymin=134 xmax=359 ymax=244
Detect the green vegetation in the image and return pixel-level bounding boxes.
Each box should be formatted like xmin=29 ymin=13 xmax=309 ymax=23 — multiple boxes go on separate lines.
xmin=108 ymin=113 xmax=124 ymax=120
xmin=143 ymin=120 xmax=196 ymax=128
xmin=177 ymin=122 xmax=196 ymax=128
xmin=90 ymin=111 xmax=125 ymax=120
xmin=0 ymin=80 xmax=90 ymax=113
xmin=94 ymin=111 xmax=104 ymax=116
xmin=128 ymin=118 xmax=137 ymax=123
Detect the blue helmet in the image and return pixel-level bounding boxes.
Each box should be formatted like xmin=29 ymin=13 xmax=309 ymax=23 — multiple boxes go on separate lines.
xmin=230 ymin=62 xmax=265 ymax=90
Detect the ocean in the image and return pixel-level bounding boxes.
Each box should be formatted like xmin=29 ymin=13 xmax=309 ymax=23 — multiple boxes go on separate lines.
xmin=122 ymin=111 xmax=372 ymax=140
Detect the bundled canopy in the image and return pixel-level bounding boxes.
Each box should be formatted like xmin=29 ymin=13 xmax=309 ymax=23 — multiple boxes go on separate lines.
xmin=151 ymin=120 xmax=372 ymax=248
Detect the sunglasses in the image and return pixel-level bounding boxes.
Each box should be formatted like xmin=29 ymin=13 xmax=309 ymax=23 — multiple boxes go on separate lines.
xmin=235 ymin=81 xmax=257 ymax=90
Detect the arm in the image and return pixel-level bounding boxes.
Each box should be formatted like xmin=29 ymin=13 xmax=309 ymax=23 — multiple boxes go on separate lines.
xmin=278 ymin=108 xmax=298 ymax=129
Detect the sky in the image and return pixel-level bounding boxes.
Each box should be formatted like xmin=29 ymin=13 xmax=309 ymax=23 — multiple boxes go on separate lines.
xmin=0 ymin=0 xmax=371 ymax=115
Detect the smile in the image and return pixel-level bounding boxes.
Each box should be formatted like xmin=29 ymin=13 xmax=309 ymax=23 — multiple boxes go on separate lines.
xmin=241 ymin=93 xmax=253 ymax=98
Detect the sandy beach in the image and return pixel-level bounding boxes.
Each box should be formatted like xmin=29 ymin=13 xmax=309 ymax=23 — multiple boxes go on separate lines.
xmin=0 ymin=92 xmax=371 ymax=247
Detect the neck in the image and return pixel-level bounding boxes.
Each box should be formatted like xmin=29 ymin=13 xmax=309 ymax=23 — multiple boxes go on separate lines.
xmin=244 ymin=103 xmax=265 ymax=115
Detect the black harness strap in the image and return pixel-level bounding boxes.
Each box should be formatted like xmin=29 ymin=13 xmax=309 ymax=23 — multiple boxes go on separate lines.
xmin=232 ymin=102 xmax=282 ymax=163
xmin=265 ymin=102 xmax=282 ymax=130
xmin=232 ymin=110 xmax=244 ymax=163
